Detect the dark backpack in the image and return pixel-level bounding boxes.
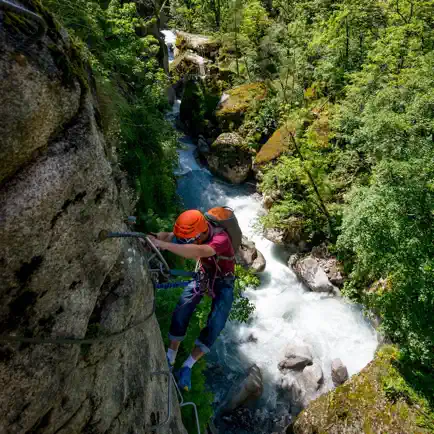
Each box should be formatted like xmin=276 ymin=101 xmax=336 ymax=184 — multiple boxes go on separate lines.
xmin=204 ymin=206 xmax=242 ymax=252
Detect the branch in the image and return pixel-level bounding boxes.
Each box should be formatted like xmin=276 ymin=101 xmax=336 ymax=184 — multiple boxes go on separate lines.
xmin=288 ymin=132 xmax=332 ymax=232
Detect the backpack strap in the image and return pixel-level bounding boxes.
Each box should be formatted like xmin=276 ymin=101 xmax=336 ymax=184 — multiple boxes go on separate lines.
xmin=216 ymin=254 xmax=236 ymax=261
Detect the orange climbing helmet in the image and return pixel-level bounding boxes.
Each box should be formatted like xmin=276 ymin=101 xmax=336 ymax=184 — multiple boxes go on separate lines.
xmin=173 ymin=210 xmax=209 ymax=243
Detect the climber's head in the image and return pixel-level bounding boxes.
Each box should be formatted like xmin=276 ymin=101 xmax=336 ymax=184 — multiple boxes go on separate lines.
xmin=173 ymin=210 xmax=209 ymax=244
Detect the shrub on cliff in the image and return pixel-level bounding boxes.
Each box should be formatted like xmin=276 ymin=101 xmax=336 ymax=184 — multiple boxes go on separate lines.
xmin=46 ymin=0 xmax=180 ymax=233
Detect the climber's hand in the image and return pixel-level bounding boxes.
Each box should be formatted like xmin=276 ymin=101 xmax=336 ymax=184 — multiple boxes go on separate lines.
xmin=148 ymin=235 xmax=166 ymax=250
xmin=152 ymin=232 xmax=175 ymax=242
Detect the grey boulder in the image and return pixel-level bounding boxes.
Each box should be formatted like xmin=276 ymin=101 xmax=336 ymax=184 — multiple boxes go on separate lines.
xmin=278 ymin=344 xmax=313 ymax=372
xmin=236 ymin=236 xmax=266 ymax=273
xmin=291 ymin=256 xmax=336 ymax=293
xmin=331 ymin=358 xmax=349 ymax=386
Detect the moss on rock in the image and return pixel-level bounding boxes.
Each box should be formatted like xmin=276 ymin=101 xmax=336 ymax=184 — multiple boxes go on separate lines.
xmin=216 ymin=82 xmax=267 ymax=132
xmin=255 ymin=126 xmax=293 ymax=165
xmin=206 ymin=133 xmax=253 ymax=183
xmin=289 ymin=345 xmax=434 ymax=434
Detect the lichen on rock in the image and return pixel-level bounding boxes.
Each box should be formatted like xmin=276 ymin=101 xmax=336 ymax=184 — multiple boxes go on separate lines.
xmin=254 ymin=126 xmax=292 ymax=166
xmin=216 ymin=82 xmax=267 ymax=132
xmin=289 ymin=346 xmax=434 ymax=434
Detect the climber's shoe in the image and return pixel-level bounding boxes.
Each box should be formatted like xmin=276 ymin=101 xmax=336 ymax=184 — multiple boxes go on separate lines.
xmin=175 ymin=366 xmax=192 ymax=392
xmin=166 ymin=355 xmax=174 ymax=373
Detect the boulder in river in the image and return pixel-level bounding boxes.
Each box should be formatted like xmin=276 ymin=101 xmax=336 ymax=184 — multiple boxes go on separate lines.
xmin=290 ymin=255 xmax=336 ymax=293
xmin=311 ymin=243 xmax=344 ymax=287
xmin=219 ymin=364 xmax=264 ymax=414
xmin=331 ymin=358 xmax=349 ymax=386
xmin=216 ymin=82 xmax=267 ymax=132
xmin=206 ymin=133 xmax=253 ymax=184
xmin=236 ymin=236 xmax=266 ymax=273
xmin=278 ymin=344 xmax=313 ymax=372
xmin=170 ymin=50 xmax=208 ymax=77
xmin=303 ymin=363 xmax=324 ymax=392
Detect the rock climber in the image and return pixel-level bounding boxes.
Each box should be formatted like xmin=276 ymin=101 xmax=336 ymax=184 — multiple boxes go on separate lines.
xmin=149 ymin=209 xmax=236 ymax=392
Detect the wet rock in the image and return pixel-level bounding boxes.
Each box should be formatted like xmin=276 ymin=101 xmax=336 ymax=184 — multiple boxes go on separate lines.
xmin=206 ymin=133 xmax=253 ymax=184
xmin=279 ymin=345 xmax=313 ymax=372
xmin=236 ymin=236 xmax=266 ymax=273
xmin=216 ymin=82 xmax=267 ymax=132
xmin=219 ymin=365 xmax=263 ymax=414
xmin=264 ymin=227 xmax=286 ymax=245
xmin=331 ymin=358 xmax=349 ymax=386
xmin=291 ymin=256 xmax=336 ymax=293
xmin=175 ymin=31 xmax=221 ymax=59
xmin=197 ymin=135 xmax=210 ymax=155
xmin=171 ymin=50 xmax=208 ymax=78
xmin=303 ymin=363 xmax=324 ymax=392
xmin=279 ymin=375 xmax=305 ymax=410
xmin=311 ymin=244 xmax=344 ymax=287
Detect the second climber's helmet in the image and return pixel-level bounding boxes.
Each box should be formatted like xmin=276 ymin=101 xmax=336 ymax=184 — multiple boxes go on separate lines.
xmin=173 ymin=210 xmax=208 ymax=243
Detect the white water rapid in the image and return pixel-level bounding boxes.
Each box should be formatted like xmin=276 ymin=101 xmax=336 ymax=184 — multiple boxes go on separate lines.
xmin=162 ymin=31 xmax=378 ymax=433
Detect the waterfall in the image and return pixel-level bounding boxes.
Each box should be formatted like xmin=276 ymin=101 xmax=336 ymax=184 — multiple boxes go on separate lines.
xmin=161 ymin=29 xmax=176 ymax=63
xmin=162 ymin=31 xmax=378 ymax=433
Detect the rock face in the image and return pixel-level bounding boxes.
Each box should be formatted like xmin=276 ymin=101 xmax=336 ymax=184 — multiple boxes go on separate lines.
xmin=236 ymin=236 xmax=266 ymax=273
xmin=179 ymin=78 xmax=207 ymax=136
xmin=206 ymin=133 xmax=253 ymax=184
xmin=216 ymin=82 xmax=267 ymax=131
xmin=331 ymin=358 xmax=349 ymax=386
xmin=279 ymin=345 xmax=313 ymax=372
xmin=0 ymin=6 xmax=185 ymax=434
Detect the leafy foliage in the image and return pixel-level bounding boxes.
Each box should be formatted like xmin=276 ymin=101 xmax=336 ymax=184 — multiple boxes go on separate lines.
xmin=170 ymin=0 xmax=434 ymax=389
xmin=45 ymin=0 xmax=180 ymax=233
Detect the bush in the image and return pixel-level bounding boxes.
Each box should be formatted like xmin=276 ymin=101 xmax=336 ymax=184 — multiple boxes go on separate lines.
xmin=46 ymin=0 xmax=180 ymax=233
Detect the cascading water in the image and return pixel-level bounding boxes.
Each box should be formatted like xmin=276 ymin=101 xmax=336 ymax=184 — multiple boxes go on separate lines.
xmin=162 ymin=30 xmax=378 ymax=433
xmin=161 ymin=29 xmax=176 ymax=62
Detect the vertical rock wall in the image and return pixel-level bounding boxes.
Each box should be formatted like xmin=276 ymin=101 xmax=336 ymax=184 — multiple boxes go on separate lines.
xmin=0 ymin=2 xmax=186 ymax=433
